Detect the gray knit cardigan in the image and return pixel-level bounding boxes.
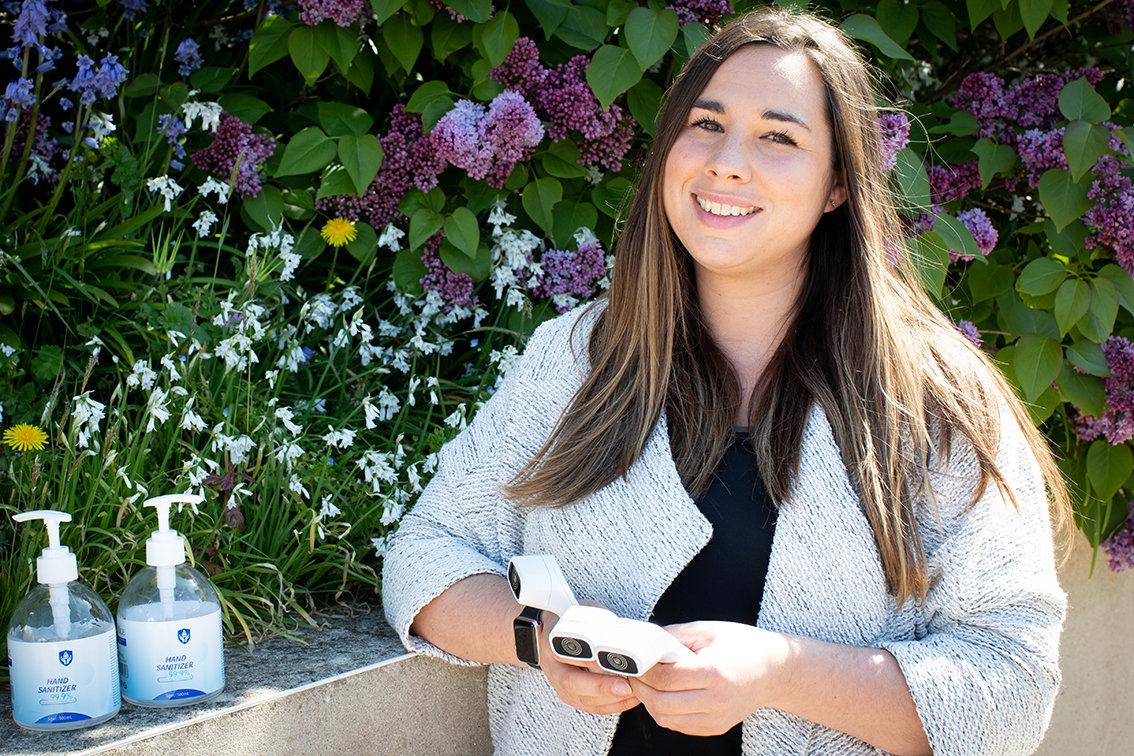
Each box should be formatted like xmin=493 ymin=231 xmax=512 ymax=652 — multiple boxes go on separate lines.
xmin=381 ymin=298 xmax=1067 ymax=756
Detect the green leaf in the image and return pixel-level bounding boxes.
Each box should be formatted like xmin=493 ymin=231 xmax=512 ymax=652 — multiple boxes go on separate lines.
xmin=585 ymin=45 xmax=642 ymax=111
xmin=281 ymin=187 xmax=316 ymax=221
xmin=606 ymin=0 xmax=636 ymax=27
xmin=933 ymin=212 xmax=982 ymax=259
xmin=249 ymin=15 xmax=294 ymax=77
xmin=522 ymin=177 xmax=563 ymax=236
xmin=440 ymin=239 xmax=493 ymax=282
xmin=338 ymin=135 xmax=383 ymax=195
xmin=393 ymin=249 xmax=426 ymax=295
xmin=1066 ymin=339 xmax=1110 ymax=377
xmin=1018 ymin=0 xmax=1052 ymax=38
xmin=1037 ymin=168 xmax=1092 ymax=233
xmin=968 ymin=262 xmax=1014 ymax=303
xmin=523 ymin=0 xmax=570 ymax=40
xmin=288 ymin=26 xmax=330 ymax=85
xmin=443 ymin=207 xmax=480 ymax=258
xmin=317 ymin=102 xmax=374 ymax=136
xmin=276 ymin=127 xmax=336 ymax=177
xmin=1098 ymin=264 xmax=1134 ymax=315
xmin=31 ymin=346 xmax=63 ymax=383
xmin=345 ymin=47 xmax=375 ymax=94
xmin=555 ymin=5 xmax=608 ymax=51
xmin=921 ymin=2 xmax=957 ymax=50
xmin=911 ymin=232 xmax=949 ymax=299
xmin=840 ymin=13 xmax=914 ymax=61
xmin=552 ymin=200 xmax=599 ymax=250
xmin=893 ymin=148 xmax=932 ymax=212
xmin=1063 ymin=120 xmax=1110 ymax=182
xmin=326 ymin=24 xmax=359 ymax=75
xmin=409 ymin=208 xmax=444 ymax=249
xmin=625 ymin=8 xmax=679 ymax=70
xmin=189 ymin=67 xmax=236 ymax=93
xmin=479 ymin=10 xmax=519 ymax=66
xmin=383 ymin=14 xmax=423 ymax=73
xmin=316 ymin=164 xmax=357 ymax=200
xmin=680 ymin=22 xmax=710 ymax=58
xmin=627 ymin=77 xmax=663 ymax=136
xmin=406 ymin=81 xmax=453 ymax=114
xmin=243 ymin=185 xmax=286 ymax=232
xmin=928 ymin=110 xmax=978 ymax=137
xmin=371 ymin=0 xmax=405 ymax=25
xmin=1058 ymin=77 xmax=1110 ymax=122
xmin=218 ymin=94 xmax=272 ymax=125
xmin=971 ymin=139 xmax=1017 ymax=190
xmin=1058 ymin=362 xmax=1106 ymax=418
xmin=295 ymin=225 xmax=324 ymax=260
xmin=432 ymin=15 xmax=473 ymax=62
xmin=1087 ymin=440 xmax=1132 ymax=500
xmin=1077 ymin=277 xmax=1118 ymax=343
xmin=445 ymin=0 xmax=492 ymax=23
xmin=1053 ymin=278 xmax=1089 ymax=337
xmin=966 ymin=0 xmax=1000 ymax=30
xmin=346 ymin=222 xmax=378 ymax=265
xmin=1017 ymin=257 xmax=1066 ymax=296
xmin=1013 ymin=335 xmax=1062 ymax=402
xmin=593 ymin=176 xmax=634 ymax=219
xmin=876 ymin=0 xmax=918 ymax=44
xmin=541 ymin=139 xmax=589 ymax=179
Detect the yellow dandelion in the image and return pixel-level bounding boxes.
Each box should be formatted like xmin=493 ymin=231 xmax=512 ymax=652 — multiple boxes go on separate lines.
xmin=321 ymin=218 xmax=358 ymax=248
xmin=3 ymin=424 xmax=48 ymax=453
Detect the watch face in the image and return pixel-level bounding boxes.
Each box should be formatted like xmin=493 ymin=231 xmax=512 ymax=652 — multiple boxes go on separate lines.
xmin=513 ymin=612 xmax=541 ymax=668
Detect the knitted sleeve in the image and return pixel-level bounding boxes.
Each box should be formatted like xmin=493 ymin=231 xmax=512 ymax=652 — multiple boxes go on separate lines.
xmin=380 ymin=314 xmax=564 ymax=666
xmin=878 ymin=401 xmax=1067 ymax=756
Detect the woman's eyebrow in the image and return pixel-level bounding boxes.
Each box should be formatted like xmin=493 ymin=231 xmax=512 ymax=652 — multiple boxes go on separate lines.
xmin=691 ymin=98 xmax=811 ymax=132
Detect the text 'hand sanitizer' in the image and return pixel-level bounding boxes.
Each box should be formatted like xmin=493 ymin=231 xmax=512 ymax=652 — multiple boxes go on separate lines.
xmin=117 ymin=494 xmax=224 ymax=707
xmin=7 ymin=510 xmax=120 ymax=731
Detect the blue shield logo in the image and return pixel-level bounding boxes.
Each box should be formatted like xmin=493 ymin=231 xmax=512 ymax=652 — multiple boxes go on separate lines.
xmin=58 ymin=650 xmax=73 ymax=666
xmin=177 ymin=628 xmax=191 ymax=644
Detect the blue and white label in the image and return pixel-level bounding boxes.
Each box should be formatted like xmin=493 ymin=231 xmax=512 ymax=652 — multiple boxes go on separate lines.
xmin=8 ymin=628 xmax=120 ymax=728
xmin=118 ymin=606 xmax=223 ymax=704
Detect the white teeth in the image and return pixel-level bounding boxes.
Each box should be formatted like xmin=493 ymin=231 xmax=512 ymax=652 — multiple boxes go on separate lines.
xmin=695 ymin=194 xmax=757 ymax=216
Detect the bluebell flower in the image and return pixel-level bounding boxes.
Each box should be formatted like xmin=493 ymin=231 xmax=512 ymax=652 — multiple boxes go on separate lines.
xmin=170 ymin=158 xmax=183 ymax=170
xmin=301 ymin=346 xmax=317 ymax=362
xmin=157 ymin=112 xmax=187 ymax=158
xmin=68 ymin=53 xmax=128 ymax=106
xmin=13 ymin=0 xmax=49 ymax=49
xmin=174 ymin=38 xmax=201 ymax=78
xmin=1 ymin=77 xmax=34 ymax=120
xmin=119 ymin=0 xmax=147 ymax=21
xmin=58 ymin=95 xmax=71 ymax=111
xmin=34 ymin=44 xmax=60 ymax=74
xmin=469 ymin=338 xmax=480 ymax=347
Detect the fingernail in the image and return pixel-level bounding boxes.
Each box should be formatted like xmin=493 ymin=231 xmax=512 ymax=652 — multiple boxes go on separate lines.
xmin=613 ymin=681 xmax=631 ymax=696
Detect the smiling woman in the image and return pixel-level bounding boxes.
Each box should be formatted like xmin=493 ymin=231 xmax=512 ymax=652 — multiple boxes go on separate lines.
xmin=383 ymin=6 xmax=1073 ymax=756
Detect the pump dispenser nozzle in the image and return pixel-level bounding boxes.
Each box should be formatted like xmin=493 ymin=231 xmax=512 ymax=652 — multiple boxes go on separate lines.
xmin=13 ymin=510 xmax=79 ymax=639
xmin=142 ymin=494 xmax=203 ymax=620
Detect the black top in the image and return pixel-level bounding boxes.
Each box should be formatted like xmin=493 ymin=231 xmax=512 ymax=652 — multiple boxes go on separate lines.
xmin=608 ymin=429 xmax=778 ymax=755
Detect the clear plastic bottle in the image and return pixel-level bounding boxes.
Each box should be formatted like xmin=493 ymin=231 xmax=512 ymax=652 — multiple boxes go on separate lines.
xmin=7 ymin=511 xmax=121 ymax=731
xmin=116 ymin=494 xmax=224 ymax=707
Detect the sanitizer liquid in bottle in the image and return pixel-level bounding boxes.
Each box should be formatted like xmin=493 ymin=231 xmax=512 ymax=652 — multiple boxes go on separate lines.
xmin=7 ymin=510 xmax=121 ymax=731
xmin=117 ymin=494 xmax=224 ymax=707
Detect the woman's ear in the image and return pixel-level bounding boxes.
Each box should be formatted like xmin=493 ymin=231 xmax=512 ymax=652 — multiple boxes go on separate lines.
xmin=826 ymin=178 xmax=848 ymax=212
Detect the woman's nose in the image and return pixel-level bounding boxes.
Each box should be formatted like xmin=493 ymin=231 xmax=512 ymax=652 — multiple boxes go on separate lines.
xmin=705 ymin=136 xmax=751 ymax=182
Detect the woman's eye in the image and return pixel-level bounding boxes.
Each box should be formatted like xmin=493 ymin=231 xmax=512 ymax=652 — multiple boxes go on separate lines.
xmin=688 ymin=117 xmax=796 ymax=146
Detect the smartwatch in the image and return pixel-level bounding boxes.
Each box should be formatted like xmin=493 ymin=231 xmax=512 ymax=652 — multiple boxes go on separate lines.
xmin=513 ymin=605 xmax=543 ymax=669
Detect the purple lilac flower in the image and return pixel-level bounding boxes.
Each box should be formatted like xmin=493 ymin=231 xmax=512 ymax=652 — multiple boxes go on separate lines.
xmin=1102 ymin=511 xmax=1134 ymax=573
xmin=158 ymin=112 xmax=187 ymax=159
xmin=427 ymin=0 xmax=497 ymax=23
xmin=949 ymin=207 xmax=998 ymax=262
xmin=12 ymin=0 xmax=49 ymax=48
xmin=1083 ymin=128 xmax=1134 ymax=276
xmin=493 ymin=37 xmax=635 ymax=172
xmin=1072 ymin=336 xmax=1134 ymax=445
xmin=928 ymin=161 xmax=982 ymax=206
xmin=0 ymin=77 xmax=34 ymax=122
xmin=189 ymin=111 xmax=276 ymax=197
xmin=431 ymin=90 xmax=544 ymax=188
xmin=665 ymin=0 xmax=732 ymax=27
xmin=877 ymin=112 xmax=910 ymax=173
xmin=1104 ymin=1 xmax=1134 ymax=34
xmin=119 ymin=0 xmax=147 ymax=21
xmin=174 ymin=38 xmax=202 ymax=78
xmin=529 ymin=239 xmax=607 ymax=309
xmin=420 ymin=233 xmax=476 ymax=310
xmin=955 ymin=320 xmax=982 ymax=348
xmin=949 ymin=69 xmax=1106 ymax=143
xmin=67 ymin=53 xmax=129 ymax=107
xmin=298 ymin=0 xmax=366 ymax=26
xmin=315 ymin=103 xmax=446 ymax=230
xmin=1014 ymin=127 xmax=1068 ymax=188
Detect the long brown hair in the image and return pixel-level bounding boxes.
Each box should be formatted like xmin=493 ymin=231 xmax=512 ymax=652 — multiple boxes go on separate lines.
xmin=501 ymin=6 xmax=1073 ymax=607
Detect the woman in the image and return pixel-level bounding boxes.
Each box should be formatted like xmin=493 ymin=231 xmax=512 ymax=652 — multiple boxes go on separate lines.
xmin=382 ymin=6 xmax=1071 ymax=756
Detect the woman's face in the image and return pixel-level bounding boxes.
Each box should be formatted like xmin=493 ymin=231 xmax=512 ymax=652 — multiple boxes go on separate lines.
xmin=662 ymin=44 xmax=846 ymax=281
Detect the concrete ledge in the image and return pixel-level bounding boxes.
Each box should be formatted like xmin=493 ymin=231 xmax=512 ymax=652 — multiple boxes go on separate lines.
xmin=1 ymin=608 xmax=491 ymax=756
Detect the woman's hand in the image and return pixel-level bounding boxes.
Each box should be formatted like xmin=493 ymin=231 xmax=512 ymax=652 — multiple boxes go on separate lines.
xmin=626 ymin=621 xmax=791 ymax=737
xmin=538 ymin=603 xmax=641 ymax=716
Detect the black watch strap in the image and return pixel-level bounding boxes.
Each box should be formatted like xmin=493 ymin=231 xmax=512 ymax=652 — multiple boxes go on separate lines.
xmin=513 ymin=605 xmax=542 ymax=669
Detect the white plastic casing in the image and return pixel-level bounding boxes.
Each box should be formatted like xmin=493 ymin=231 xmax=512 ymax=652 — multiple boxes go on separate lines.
xmin=143 ymin=494 xmax=203 ymax=567
xmin=13 ymin=510 xmax=78 ymax=585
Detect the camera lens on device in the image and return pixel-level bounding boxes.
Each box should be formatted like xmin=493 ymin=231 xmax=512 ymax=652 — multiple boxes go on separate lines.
xmin=508 ymin=565 xmax=521 ymax=597
xmin=598 ymin=651 xmax=638 ymax=675
xmin=552 ymin=636 xmax=592 ymax=659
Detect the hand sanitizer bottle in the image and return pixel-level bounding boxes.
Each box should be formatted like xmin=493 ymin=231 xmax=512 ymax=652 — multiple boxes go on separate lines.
xmin=7 ymin=510 xmax=120 ymax=731
xmin=117 ymin=494 xmax=224 ymax=707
